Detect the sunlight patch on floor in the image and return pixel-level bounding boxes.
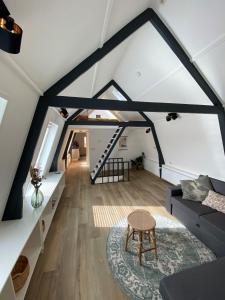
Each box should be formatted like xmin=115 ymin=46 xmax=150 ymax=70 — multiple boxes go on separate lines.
xmin=92 ymin=205 xmax=165 ymax=227
xmin=79 ymin=161 xmax=88 ymax=168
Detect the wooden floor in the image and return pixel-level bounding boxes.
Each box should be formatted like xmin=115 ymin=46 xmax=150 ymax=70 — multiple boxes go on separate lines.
xmin=25 ymin=161 xmax=173 ymax=300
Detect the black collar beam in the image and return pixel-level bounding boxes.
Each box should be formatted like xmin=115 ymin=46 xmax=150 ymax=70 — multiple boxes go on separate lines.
xmin=68 ymin=120 xmax=149 ymax=127
xmin=43 ymin=96 xmax=219 ymax=114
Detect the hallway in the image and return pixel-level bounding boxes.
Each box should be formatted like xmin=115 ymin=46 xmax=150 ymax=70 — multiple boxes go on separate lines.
xmin=25 ymin=161 xmax=172 ymax=300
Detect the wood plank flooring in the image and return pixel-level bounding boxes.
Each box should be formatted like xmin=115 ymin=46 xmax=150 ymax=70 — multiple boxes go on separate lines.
xmin=25 ymin=161 xmax=173 ymax=300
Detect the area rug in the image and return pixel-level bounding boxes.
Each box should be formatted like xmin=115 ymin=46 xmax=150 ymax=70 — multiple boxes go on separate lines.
xmin=106 ymin=215 xmax=216 ymax=300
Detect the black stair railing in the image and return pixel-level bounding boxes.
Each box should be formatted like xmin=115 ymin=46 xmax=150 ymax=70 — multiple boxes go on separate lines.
xmin=98 ymin=160 xmax=130 ymax=183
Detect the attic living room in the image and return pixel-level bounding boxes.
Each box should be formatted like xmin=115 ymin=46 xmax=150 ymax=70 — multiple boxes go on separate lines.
xmin=1 ymin=0 xmax=225 ymax=300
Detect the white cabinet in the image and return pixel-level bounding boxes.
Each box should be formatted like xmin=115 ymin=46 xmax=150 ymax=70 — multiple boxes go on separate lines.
xmin=0 ymin=172 xmax=65 ymax=300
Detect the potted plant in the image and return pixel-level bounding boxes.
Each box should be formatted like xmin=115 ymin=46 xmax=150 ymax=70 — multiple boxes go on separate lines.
xmin=30 ymin=167 xmax=44 ymax=208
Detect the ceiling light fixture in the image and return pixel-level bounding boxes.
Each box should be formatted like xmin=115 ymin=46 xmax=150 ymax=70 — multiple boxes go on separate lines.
xmin=0 ymin=0 xmax=23 ymax=54
xmin=59 ymin=108 xmax=69 ymax=119
xmin=166 ymin=113 xmax=179 ymax=122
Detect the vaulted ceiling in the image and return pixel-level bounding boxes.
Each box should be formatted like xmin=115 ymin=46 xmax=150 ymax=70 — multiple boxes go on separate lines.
xmin=3 ymin=0 xmax=225 ymax=221
xmin=6 ymin=0 xmax=225 ymax=122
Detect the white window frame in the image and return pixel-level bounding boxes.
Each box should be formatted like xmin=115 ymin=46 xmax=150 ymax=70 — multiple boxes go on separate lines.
xmin=0 ymin=96 xmax=7 ymax=125
xmin=34 ymin=122 xmax=58 ymax=176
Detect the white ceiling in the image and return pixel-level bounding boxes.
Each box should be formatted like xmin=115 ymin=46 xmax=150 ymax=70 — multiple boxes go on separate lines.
xmin=5 ymin=0 xmax=225 ymax=121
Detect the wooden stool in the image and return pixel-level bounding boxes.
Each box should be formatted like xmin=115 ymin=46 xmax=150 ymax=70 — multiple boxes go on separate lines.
xmin=125 ymin=209 xmax=157 ymax=265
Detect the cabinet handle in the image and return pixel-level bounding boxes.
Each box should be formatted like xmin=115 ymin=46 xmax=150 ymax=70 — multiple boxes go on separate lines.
xmin=42 ymin=220 xmax=45 ymax=232
xmin=52 ymin=199 xmax=57 ymax=209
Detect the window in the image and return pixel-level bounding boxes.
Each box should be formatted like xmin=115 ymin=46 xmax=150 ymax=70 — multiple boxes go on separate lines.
xmin=35 ymin=122 xmax=58 ymax=175
xmin=112 ymin=88 xmax=126 ymax=101
xmin=88 ymin=110 xmax=117 ymax=120
xmin=0 ymin=96 xmax=7 ymax=125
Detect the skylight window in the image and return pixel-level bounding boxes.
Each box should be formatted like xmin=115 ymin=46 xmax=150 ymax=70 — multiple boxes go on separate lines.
xmin=111 ymin=89 xmax=126 ymax=101
xmin=35 ymin=122 xmax=58 ymax=175
xmin=88 ymin=110 xmax=117 ymax=120
xmin=0 ymin=96 xmax=7 ymax=125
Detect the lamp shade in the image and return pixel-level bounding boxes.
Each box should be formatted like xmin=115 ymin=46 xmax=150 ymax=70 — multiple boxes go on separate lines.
xmin=0 ymin=17 xmax=23 ymax=53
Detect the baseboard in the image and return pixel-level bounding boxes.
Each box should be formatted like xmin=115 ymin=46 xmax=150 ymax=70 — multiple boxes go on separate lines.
xmin=162 ymin=165 xmax=198 ymax=185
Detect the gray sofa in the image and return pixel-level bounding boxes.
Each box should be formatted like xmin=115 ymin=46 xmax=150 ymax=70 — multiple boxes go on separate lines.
xmin=160 ymin=177 xmax=225 ymax=300
xmin=160 ymin=257 xmax=225 ymax=300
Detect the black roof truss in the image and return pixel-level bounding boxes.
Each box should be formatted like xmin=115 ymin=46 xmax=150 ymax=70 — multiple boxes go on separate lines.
xmin=3 ymin=8 xmax=225 ymax=220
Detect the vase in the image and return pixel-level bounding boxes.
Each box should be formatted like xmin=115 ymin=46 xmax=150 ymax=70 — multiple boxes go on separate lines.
xmin=31 ymin=188 xmax=44 ymax=208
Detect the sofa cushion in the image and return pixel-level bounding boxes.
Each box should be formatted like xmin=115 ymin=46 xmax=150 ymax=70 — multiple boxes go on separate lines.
xmin=171 ymin=196 xmax=216 ymax=220
xmin=181 ymin=175 xmax=213 ymax=202
xmin=200 ymin=211 xmax=225 ymax=242
xmin=203 ymin=190 xmax=225 ymax=214
xmin=160 ymin=257 xmax=225 ymax=300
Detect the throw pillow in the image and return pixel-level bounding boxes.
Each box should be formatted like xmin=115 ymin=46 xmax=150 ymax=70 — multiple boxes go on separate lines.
xmin=197 ymin=175 xmax=213 ymax=189
xmin=203 ymin=190 xmax=225 ymax=214
xmin=180 ymin=175 xmax=213 ymax=202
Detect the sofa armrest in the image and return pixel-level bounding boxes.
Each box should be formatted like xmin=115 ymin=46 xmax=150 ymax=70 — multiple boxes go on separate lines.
xmin=169 ymin=185 xmax=182 ymax=196
xmin=165 ymin=185 xmax=182 ymax=214
xmin=160 ymin=257 xmax=225 ymax=300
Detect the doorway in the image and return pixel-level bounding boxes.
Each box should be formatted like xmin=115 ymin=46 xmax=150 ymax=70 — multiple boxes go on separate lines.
xmin=72 ymin=132 xmax=87 ymax=162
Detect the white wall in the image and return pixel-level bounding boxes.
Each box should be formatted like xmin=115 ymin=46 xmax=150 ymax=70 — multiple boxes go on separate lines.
xmin=137 ymin=114 xmax=225 ymax=185
xmin=89 ymin=127 xmax=142 ymax=171
xmin=158 ymin=114 xmax=225 ymax=183
xmin=134 ymin=128 xmax=160 ymax=176
xmin=0 ymin=54 xmax=39 ymax=219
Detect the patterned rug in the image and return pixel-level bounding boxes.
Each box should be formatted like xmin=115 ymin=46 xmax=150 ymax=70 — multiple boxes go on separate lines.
xmin=106 ymin=215 xmax=215 ymax=300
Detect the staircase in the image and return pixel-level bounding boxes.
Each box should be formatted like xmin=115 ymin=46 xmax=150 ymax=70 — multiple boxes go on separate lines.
xmin=90 ymin=126 xmax=125 ymax=184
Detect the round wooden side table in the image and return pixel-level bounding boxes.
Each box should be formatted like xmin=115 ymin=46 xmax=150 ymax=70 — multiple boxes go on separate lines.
xmin=125 ymin=209 xmax=157 ymax=265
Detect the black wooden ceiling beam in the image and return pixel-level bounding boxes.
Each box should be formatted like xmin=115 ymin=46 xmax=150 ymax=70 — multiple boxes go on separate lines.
xmin=68 ymin=120 xmax=149 ymax=127
xmin=62 ymin=130 xmax=74 ymax=160
xmin=49 ymin=123 xmax=68 ymax=172
xmin=43 ymin=96 xmax=219 ymax=114
xmin=217 ymin=111 xmax=225 ymax=153
xmin=70 ymin=80 xmax=115 ymax=122
xmin=67 ymin=108 xmax=83 ymax=122
xmin=94 ymin=80 xmax=114 ymax=98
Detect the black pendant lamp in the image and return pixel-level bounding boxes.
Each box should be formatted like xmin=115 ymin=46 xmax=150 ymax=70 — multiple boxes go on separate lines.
xmin=0 ymin=0 xmax=23 ymax=54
